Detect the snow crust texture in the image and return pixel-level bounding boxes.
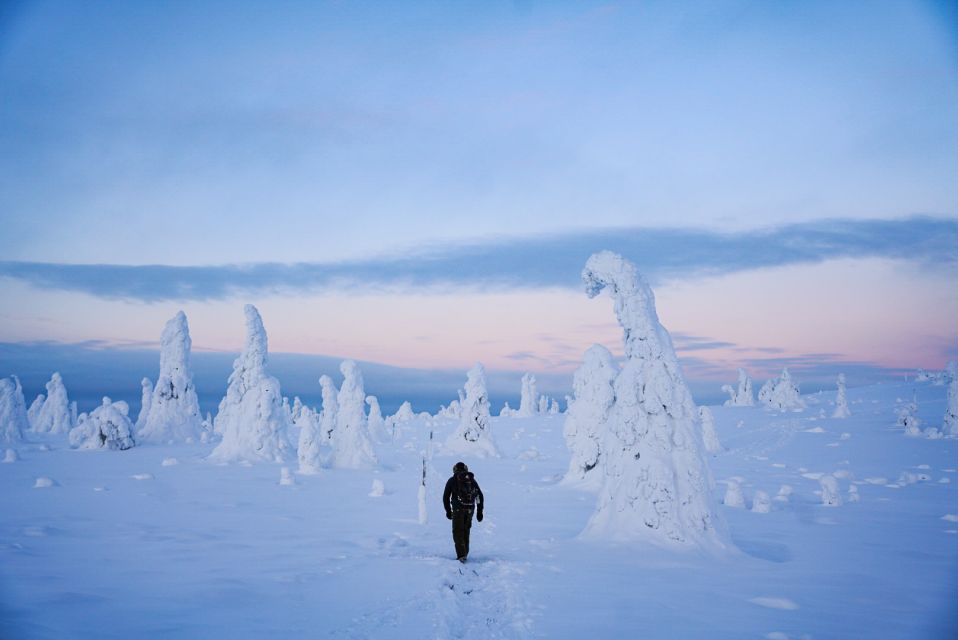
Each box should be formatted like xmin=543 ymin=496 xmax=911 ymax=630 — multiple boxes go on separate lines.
xmin=578 ymin=251 xmax=727 ymax=550
xmin=209 ymin=305 xmax=292 ymax=463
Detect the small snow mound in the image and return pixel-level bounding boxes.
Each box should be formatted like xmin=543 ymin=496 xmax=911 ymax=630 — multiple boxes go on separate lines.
xmin=749 ymin=597 xmax=799 ymax=610
xmin=774 ymin=485 xmax=793 ymax=503
xmin=518 ymin=447 xmax=540 ymax=461
xmin=820 ymin=475 xmax=842 ymax=507
xmin=279 ymin=467 xmax=295 ymax=486
xmin=369 ymin=478 xmax=386 ymax=497
xmin=724 ymin=480 xmax=745 ymax=508
xmin=751 ymin=491 xmax=771 ymax=513
xmin=803 ymin=426 xmax=825 ymax=433
xmin=865 ymin=477 xmax=888 ymax=485
xmin=131 ymin=473 xmax=154 ymax=481
xmin=941 ymin=514 xmax=958 ymax=523
xmin=161 ymin=457 xmax=178 ymax=467
xmin=847 ymin=485 xmax=860 ymax=503
xmin=33 ymin=476 xmax=56 ymax=488
xmin=840 ymin=433 xmax=851 ymax=440
xmin=766 ymin=633 xmax=789 ymax=640
xmin=802 ymin=472 xmax=824 ymax=480
xmin=3 ymin=448 xmax=18 ymax=463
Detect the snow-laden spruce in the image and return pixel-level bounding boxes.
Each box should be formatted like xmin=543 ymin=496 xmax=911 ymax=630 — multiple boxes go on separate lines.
xmin=0 ymin=376 xmax=29 ymax=444
xmin=29 ymin=373 xmax=74 ymax=434
xmin=758 ymin=369 xmax=805 ymax=411
xmin=519 ymin=373 xmax=538 ymax=417
xmin=27 ymin=394 xmax=44 ymax=429
xmin=135 ymin=378 xmax=153 ymax=432
xmin=139 ymin=312 xmax=204 ymax=443
xmin=444 ymin=363 xmax=499 ymax=458
xmin=366 ymin=395 xmax=388 ymax=443
xmin=833 ymin=374 xmax=851 ymax=418
xmin=296 ymin=405 xmax=322 ymax=475
xmin=318 ymin=375 xmax=338 ymax=445
xmin=722 ymin=369 xmax=755 ymax=406
xmin=69 ymin=397 xmax=136 ymax=450
xmin=943 ymin=374 xmax=958 ymax=437
xmin=328 ymin=360 xmax=377 ymax=469
xmin=209 ymin=305 xmax=292 ymax=463
xmin=698 ymin=406 xmax=723 ymax=455
xmin=385 ymin=400 xmax=415 ymax=439
xmin=562 ymin=344 xmax=617 ymax=490
xmin=577 ymin=251 xmax=727 ymax=549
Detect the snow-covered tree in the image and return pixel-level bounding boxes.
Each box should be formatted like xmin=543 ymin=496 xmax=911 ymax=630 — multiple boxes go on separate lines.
xmin=577 ymin=252 xmax=727 ymax=550
xmin=758 ymin=369 xmax=805 ymax=411
xmin=499 ymin=401 xmax=516 ymax=417
xmin=722 ymin=368 xmax=755 ymax=406
xmin=318 ymin=375 xmax=338 ymax=445
xmin=328 ymin=360 xmax=377 ymax=469
xmin=897 ymin=395 xmax=922 ymax=436
xmin=0 ymin=376 xmax=29 ymax=444
xmin=562 ymin=344 xmax=617 ymax=489
xmin=29 ymin=373 xmax=74 ymax=434
xmin=135 ymin=378 xmax=153 ymax=432
xmin=385 ymin=400 xmax=415 ymax=439
xmin=69 ymin=397 xmax=136 ymax=450
xmin=538 ymin=395 xmax=551 ymax=415
xmin=437 ymin=400 xmax=461 ymax=420
xmin=944 ymin=375 xmax=958 ymax=437
xmin=291 ymin=397 xmax=304 ymax=424
xmin=698 ymin=406 xmax=723 ymax=455
xmin=209 ymin=305 xmax=292 ymax=463
xmin=445 ymin=363 xmax=499 ymax=457
xmin=833 ymin=373 xmax=851 ymax=418
xmin=296 ymin=405 xmax=322 ymax=474
xmin=27 ymin=394 xmax=44 ymax=429
xmin=366 ymin=395 xmax=388 ymax=442
xmin=518 ymin=373 xmax=538 ymax=417
xmin=139 ymin=312 xmax=204 ymax=444
xmin=549 ymin=399 xmax=560 ymax=415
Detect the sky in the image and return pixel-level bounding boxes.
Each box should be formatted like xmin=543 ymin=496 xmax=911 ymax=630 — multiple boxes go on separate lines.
xmin=1 ymin=0 xmax=957 ymax=412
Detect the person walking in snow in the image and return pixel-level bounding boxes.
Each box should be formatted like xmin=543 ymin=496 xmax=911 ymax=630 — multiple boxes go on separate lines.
xmin=443 ymin=461 xmax=484 ymax=562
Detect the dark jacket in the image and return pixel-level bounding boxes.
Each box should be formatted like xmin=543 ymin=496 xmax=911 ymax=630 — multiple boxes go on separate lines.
xmin=443 ymin=471 xmax=484 ymax=514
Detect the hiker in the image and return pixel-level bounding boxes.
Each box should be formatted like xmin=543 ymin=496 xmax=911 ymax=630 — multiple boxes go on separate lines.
xmin=442 ymin=461 xmax=484 ymax=562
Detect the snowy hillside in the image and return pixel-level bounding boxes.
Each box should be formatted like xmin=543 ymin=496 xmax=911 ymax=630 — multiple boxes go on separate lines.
xmin=1 ymin=378 xmax=956 ymax=639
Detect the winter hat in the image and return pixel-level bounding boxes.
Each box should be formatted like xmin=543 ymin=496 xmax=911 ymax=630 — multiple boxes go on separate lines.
xmin=453 ymin=461 xmax=468 ymax=474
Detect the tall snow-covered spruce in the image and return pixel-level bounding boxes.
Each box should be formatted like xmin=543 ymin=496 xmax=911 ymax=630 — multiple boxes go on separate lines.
xmin=139 ymin=312 xmax=204 ymax=443
xmin=30 ymin=373 xmax=74 ymax=434
xmin=318 ymin=375 xmax=338 ymax=445
xmin=833 ymin=374 xmax=851 ymax=418
xmin=209 ymin=305 xmax=292 ymax=463
xmin=328 ymin=360 xmax=377 ymax=469
xmin=722 ymin=368 xmax=755 ymax=406
xmin=0 ymin=376 xmax=29 ymax=444
xmin=576 ymin=251 xmax=727 ymax=550
xmin=562 ymin=344 xmax=618 ymax=490
xmin=445 ymin=363 xmax=499 ymax=457
xmin=518 ymin=373 xmax=538 ymax=417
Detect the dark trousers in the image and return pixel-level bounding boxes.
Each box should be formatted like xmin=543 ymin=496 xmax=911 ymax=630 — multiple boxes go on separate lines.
xmin=452 ymin=507 xmax=473 ymax=559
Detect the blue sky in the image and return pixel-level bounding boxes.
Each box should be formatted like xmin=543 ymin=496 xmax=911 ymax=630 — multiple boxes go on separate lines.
xmin=1 ymin=1 xmax=957 ymax=411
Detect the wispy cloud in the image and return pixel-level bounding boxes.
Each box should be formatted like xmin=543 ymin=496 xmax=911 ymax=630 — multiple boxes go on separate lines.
xmin=1 ymin=216 xmax=955 ymax=302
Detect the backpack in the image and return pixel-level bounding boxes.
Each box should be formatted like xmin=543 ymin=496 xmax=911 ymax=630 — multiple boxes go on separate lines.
xmin=456 ymin=472 xmax=478 ymax=507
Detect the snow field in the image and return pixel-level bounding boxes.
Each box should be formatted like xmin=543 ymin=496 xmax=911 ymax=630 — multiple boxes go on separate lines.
xmin=0 ymin=378 xmax=956 ymax=638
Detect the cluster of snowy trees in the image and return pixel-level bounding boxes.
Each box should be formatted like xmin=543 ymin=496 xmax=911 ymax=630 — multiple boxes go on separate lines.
xmin=499 ymin=373 xmax=560 ymax=417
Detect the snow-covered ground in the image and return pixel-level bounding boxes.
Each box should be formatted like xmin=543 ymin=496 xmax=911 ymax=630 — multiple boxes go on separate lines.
xmin=2 ymin=380 xmax=956 ymax=639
